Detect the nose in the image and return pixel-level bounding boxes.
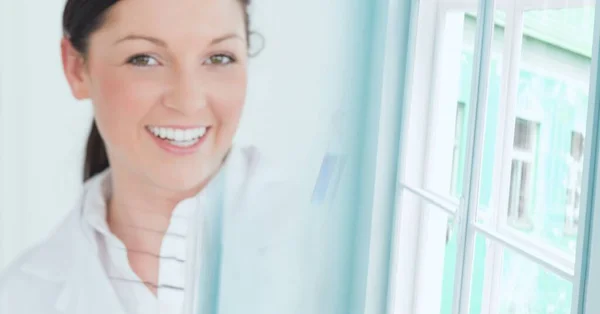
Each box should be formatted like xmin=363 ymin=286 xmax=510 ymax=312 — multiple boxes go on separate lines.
xmin=163 ymin=71 xmax=207 ymax=114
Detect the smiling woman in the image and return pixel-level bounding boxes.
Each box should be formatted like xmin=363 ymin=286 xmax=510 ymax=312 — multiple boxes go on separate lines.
xmin=0 ymin=0 xmax=323 ymax=313
xmin=71 ymin=0 xmax=250 ymax=192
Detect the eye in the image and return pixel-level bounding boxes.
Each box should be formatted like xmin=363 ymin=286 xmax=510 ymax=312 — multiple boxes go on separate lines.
xmin=204 ymin=54 xmax=235 ymax=66
xmin=127 ymin=54 xmax=159 ymax=67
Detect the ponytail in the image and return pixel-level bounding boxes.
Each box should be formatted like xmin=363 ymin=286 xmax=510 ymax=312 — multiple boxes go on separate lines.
xmin=83 ymin=120 xmax=109 ymax=181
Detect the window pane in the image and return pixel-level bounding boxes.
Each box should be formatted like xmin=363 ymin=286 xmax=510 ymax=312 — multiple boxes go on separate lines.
xmin=469 ymin=8 xmax=507 ymax=225
xmin=501 ymin=4 xmax=595 ymax=255
xmin=499 ymin=248 xmax=572 ymax=313
xmin=451 ymin=9 xmax=506 ymax=221
xmin=469 ymin=235 xmax=573 ymax=313
xmin=466 ymin=234 xmax=491 ymax=314
xmin=398 ymin=188 xmax=458 ymax=314
xmin=400 ymin=8 xmax=480 ymax=202
xmin=395 ymin=2 xmax=486 ymax=312
xmin=439 ymin=212 xmax=458 ymax=314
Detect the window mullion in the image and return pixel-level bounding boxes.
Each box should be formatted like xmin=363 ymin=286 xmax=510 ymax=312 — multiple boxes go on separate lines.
xmin=482 ymin=2 xmax=524 ymax=313
xmin=451 ymin=0 xmax=496 ymax=313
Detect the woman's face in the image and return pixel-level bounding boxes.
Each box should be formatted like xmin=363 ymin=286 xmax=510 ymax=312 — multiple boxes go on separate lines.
xmin=63 ymin=0 xmax=248 ymax=192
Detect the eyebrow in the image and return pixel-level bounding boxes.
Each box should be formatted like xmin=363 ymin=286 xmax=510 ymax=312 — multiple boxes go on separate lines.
xmin=113 ymin=33 xmax=245 ymax=47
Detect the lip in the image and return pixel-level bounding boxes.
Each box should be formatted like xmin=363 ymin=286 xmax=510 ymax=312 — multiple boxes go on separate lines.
xmin=148 ymin=125 xmax=207 ymax=130
xmin=146 ymin=126 xmax=210 ymax=156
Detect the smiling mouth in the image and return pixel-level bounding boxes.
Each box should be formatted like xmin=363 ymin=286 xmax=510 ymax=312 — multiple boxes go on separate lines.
xmin=146 ymin=126 xmax=209 ymax=147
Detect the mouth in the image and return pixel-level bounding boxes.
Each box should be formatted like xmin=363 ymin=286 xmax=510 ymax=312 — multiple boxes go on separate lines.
xmin=146 ymin=125 xmax=209 ymax=148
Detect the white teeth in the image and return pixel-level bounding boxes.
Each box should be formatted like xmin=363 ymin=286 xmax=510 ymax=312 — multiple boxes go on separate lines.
xmin=175 ymin=129 xmax=184 ymax=141
xmin=148 ymin=126 xmax=208 ymax=142
xmin=170 ymin=139 xmax=198 ymax=147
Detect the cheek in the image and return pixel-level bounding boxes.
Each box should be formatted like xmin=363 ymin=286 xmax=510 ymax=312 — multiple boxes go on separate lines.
xmin=207 ymin=70 xmax=247 ymax=135
xmin=91 ymin=67 xmax=162 ymax=145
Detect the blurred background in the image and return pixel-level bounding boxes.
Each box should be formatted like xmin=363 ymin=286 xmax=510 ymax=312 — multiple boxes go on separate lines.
xmin=2 ymin=0 xmax=600 ymax=313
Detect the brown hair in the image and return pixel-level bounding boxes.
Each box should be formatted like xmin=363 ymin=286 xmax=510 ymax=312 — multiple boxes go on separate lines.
xmin=62 ymin=0 xmax=252 ymax=181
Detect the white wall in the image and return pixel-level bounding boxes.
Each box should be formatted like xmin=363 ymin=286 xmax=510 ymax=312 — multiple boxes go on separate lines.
xmin=0 ymin=0 xmax=92 ymax=269
xmin=0 ymin=0 xmax=365 ymax=285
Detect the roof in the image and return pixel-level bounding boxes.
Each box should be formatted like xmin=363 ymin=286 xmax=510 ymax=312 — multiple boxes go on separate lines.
xmin=494 ymin=7 xmax=595 ymax=58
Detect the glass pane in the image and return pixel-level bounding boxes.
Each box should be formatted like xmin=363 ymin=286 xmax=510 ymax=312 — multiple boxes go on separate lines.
xmin=395 ymin=2 xmax=483 ymax=312
xmin=465 ymin=8 xmax=507 ymax=225
xmin=469 ymin=234 xmax=573 ymax=314
xmin=466 ymin=234 xmax=491 ymax=314
xmin=398 ymin=188 xmax=458 ymax=314
xmin=501 ymin=2 xmax=596 ymax=255
xmin=498 ymin=248 xmax=572 ymax=313
xmin=441 ymin=215 xmax=458 ymax=314
xmin=400 ymin=7 xmax=480 ymax=202
xmin=468 ymin=234 xmax=488 ymax=314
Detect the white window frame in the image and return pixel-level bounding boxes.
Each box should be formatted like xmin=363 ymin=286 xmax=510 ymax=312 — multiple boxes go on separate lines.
xmin=390 ymin=1 xmax=599 ymax=314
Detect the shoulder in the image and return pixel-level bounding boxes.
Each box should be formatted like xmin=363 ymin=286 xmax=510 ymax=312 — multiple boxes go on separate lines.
xmin=0 ymin=209 xmax=81 ymax=308
xmin=0 ymin=250 xmax=63 ymax=313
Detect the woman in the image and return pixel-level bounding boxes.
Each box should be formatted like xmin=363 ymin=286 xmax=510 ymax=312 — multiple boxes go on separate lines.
xmin=0 ymin=0 xmax=315 ymax=313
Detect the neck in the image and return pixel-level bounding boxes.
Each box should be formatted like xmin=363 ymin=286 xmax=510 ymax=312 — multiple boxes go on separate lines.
xmin=106 ymin=168 xmax=209 ymax=295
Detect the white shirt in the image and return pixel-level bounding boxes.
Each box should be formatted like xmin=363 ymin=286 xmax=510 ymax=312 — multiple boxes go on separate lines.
xmin=82 ymin=168 xmax=198 ymax=314
xmin=0 ymin=145 xmax=323 ymax=314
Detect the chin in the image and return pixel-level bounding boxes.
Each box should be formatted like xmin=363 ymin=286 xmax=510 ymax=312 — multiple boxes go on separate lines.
xmin=150 ymin=163 xmax=214 ymax=194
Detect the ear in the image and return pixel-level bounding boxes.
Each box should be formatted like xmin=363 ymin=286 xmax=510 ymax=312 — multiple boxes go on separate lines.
xmin=61 ymin=37 xmax=90 ymax=100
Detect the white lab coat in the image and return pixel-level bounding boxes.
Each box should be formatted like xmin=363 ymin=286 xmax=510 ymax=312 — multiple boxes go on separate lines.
xmin=0 ymin=146 xmax=324 ymax=314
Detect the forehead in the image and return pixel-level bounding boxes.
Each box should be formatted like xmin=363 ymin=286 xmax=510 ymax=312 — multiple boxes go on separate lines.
xmin=99 ymin=0 xmax=246 ymax=40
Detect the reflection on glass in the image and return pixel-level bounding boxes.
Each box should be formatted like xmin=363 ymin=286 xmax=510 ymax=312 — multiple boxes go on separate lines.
xmin=422 ymin=206 xmax=457 ymax=314
xmin=469 ymin=235 xmax=573 ymax=314
xmin=440 ymin=216 xmax=457 ymax=314
xmin=498 ymin=248 xmax=572 ymax=313
xmin=445 ymin=11 xmax=481 ymax=201
xmin=398 ymin=190 xmax=457 ymax=314
xmin=504 ymin=5 xmax=596 ymax=256
xmin=450 ymin=103 xmax=467 ymax=197
xmin=410 ymin=8 xmax=482 ymax=201
xmin=446 ymin=9 xmax=506 ymax=223
xmin=565 ymin=131 xmax=584 ymax=236
xmin=468 ymin=234 xmax=493 ymax=314
xmin=507 ymin=118 xmax=539 ymax=231
xmin=443 ymin=223 xmax=490 ymax=314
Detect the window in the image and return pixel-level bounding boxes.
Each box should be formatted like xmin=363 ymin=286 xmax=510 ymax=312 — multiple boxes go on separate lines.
xmin=507 ymin=119 xmax=539 ymax=230
xmin=447 ymin=103 xmax=467 ymax=244
xmin=392 ymin=1 xmax=597 ymax=314
xmin=565 ymin=131 xmax=584 ymax=235
xmin=451 ymin=103 xmax=466 ymax=197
